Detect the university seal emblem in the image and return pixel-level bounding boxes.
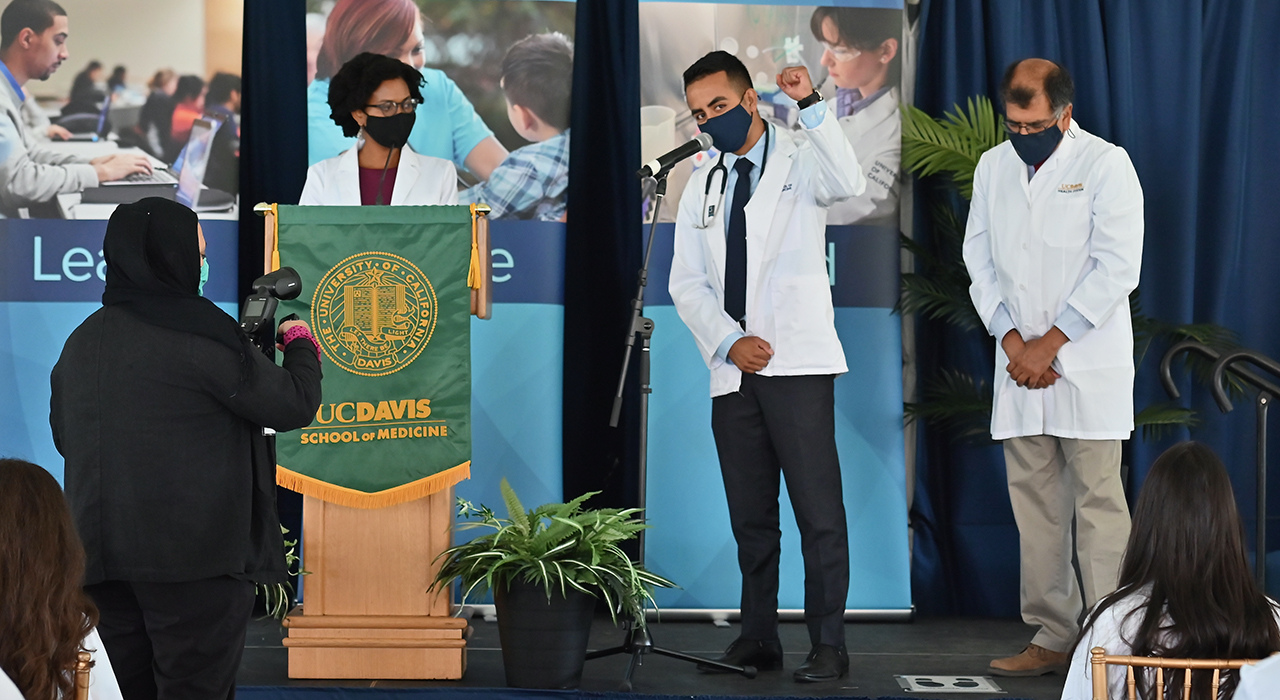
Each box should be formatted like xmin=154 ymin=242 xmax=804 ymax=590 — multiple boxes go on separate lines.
xmin=311 ymin=252 xmax=437 ymax=377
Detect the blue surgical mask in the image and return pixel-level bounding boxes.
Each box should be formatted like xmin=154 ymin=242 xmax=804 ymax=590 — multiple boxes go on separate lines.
xmin=698 ymin=102 xmax=754 ymax=154
xmin=1008 ymin=123 xmax=1064 ymax=166
xmin=198 ymin=259 xmax=209 ymax=296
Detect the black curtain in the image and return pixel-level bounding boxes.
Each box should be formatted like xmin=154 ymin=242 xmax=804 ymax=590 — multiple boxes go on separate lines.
xmin=562 ymin=0 xmax=643 ymax=509
xmin=910 ymin=0 xmax=1280 ymax=615
xmin=240 ymin=0 xmax=310 ymax=552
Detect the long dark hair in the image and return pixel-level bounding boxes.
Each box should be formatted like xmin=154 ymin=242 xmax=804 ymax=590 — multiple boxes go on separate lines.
xmin=1076 ymin=442 xmax=1280 ymax=699
xmin=0 ymin=459 xmax=99 ymax=700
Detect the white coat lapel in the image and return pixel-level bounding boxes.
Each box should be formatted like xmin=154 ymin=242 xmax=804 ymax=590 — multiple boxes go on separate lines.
xmin=336 ymin=146 xmax=362 ymax=205
xmin=390 ymin=145 xmax=421 ymax=205
xmin=747 ymin=133 xmax=798 ymax=285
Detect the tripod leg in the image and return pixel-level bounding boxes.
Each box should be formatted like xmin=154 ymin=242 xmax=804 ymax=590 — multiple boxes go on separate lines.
xmin=585 ymin=645 xmax=628 ymax=660
xmin=620 ymin=649 xmax=643 ymax=693
xmin=649 ymin=647 xmax=757 ymax=678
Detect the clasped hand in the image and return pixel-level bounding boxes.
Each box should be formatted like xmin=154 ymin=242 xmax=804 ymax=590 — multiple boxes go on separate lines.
xmin=1002 ymin=328 xmax=1067 ymax=390
xmin=728 ymin=336 xmax=773 ymax=374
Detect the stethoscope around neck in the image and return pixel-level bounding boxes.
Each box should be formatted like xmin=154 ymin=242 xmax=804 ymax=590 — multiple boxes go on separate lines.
xmin=698 ymin=124 xmax=771 ymax=229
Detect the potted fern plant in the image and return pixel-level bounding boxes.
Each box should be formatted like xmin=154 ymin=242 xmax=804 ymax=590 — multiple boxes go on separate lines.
xmin=430 ymin=479 xmax=676 ymax=689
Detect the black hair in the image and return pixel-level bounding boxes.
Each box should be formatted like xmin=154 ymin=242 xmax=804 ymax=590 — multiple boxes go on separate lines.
xmin=1073 ymin=442 xmax=1280 ymax=700
xmin=1000 ymin=59 xmax=1074 ymax=113
xmin=809 ymin=7 xmax=901 ymax=85
xmin=206 ymin=72 xmax=240 ymax=105
xmin=0 ymin=0 xmax=65 ymax=51
xmin=682 ymin=50 xmax=751 ymax=95
xmin=107 ymin=64 xmax=125 ymax=90
xmin=327 ymin=52 xmax=424 ymax=138
xmin=172 ymin=74 xmax=204 ymax=103
xmin=500 ymin=32 xmax=573 ymax=132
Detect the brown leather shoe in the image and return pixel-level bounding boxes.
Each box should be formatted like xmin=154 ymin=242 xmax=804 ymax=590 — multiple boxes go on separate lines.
xmin=988 ymin=644 xmax=1069 ymax=677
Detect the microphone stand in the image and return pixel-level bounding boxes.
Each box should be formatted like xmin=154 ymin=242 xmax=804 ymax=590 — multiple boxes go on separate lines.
xmin=585 ymin=169 xmax=756 ymax=691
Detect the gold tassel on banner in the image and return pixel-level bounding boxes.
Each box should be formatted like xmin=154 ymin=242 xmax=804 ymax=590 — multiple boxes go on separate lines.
xmin=467 ymin=203 xmax=488 ymax=290
xmin=270 ymin=202 xmax=280 ymax=271
xmin=276 ymin=461 xmax=472 ymax=509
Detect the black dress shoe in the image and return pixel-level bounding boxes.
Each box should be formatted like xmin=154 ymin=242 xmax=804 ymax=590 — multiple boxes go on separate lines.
xmin=696 ymin=637 xmax=784 ymax=673
xmin=793 ymin=644 xmax=849 ymax=682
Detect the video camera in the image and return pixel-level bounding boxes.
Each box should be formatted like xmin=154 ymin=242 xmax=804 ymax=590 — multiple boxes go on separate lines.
xmin=241 ymin=267 xmax=302 ymax=358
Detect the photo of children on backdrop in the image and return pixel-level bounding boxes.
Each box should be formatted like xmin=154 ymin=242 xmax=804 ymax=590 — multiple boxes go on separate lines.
xmin=304 ymin=0 xmax=574 ymax=221
xmin=639 ymin=2 xmax=901 ymax=227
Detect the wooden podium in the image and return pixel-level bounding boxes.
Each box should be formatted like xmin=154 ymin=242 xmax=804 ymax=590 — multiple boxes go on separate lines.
xmin=258 ymin=204 xmax=492 ymax=680
xmin=282 ymin=492 xmax=466 ymax=679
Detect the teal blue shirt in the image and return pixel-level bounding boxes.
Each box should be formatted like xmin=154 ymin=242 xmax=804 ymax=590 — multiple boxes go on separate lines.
xmin=307 ymin=67 xmax=494 ymax=170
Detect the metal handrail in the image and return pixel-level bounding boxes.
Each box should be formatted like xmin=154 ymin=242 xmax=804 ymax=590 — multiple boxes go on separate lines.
xmin=1159 ymin=340 xmax=1280 ymax=404
xmin=1211 ymin=350 xmax=1280 ymax=413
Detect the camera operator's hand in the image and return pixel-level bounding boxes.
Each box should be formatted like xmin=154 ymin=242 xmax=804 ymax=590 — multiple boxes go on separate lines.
xmin=279 ymin=319 xmax=310 ymax=335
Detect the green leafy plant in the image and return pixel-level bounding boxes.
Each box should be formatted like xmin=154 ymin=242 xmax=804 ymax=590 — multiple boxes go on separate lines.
xmin=429 ymin=479 xmax=677 ymax=626
xmin=900 ymin=96 xmax=1242 ymax=442
xmin=256 ymin=525 xmax=309 ymax=621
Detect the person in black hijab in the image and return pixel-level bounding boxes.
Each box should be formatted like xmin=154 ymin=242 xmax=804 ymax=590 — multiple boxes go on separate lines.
xmin=50 ymin=197 xmax=322 ymax=700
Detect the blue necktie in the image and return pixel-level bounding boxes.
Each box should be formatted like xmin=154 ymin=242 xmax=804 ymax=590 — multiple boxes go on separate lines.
xmin=724 ymin=157 xmax=754 ymax=323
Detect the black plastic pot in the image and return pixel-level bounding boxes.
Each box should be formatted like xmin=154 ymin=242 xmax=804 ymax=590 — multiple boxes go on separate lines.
xmin=493 ymin=579 xmax=596 ymax=689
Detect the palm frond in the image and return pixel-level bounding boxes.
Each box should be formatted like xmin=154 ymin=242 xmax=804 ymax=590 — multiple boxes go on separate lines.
xmin=904 ymin=368 xmax=994 ymax=441
xmin=901 ymin=97 xmax=1006 ymax=199
xmin=1134 ymin=402 xmax=1199 ymax=441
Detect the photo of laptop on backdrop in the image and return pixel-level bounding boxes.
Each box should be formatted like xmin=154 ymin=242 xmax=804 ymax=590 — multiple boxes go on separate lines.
xmin=63 ymin=98 xmax=112 ymax=142
xmin=80 ymin=118 xmax=234 ymax=212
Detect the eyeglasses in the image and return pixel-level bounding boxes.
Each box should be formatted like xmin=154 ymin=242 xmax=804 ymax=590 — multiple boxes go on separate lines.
xmin=365 ymin=98 xmax=419 ymax=117
xmin=1004 ymin=113 xmax=1061 ymax=135
xmin=820 ymin=41 xmax=862 ymax=63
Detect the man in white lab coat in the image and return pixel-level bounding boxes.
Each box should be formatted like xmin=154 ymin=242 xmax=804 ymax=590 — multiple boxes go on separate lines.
xmin=962 ymin=59 xmax=1144 ymax=676
xmin=669 ymin=50 xmax=865 ymax=683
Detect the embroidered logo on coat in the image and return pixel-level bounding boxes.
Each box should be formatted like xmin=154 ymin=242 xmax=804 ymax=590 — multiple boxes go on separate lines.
xmin=1058 ymin=182 xmax=1084 ymax=193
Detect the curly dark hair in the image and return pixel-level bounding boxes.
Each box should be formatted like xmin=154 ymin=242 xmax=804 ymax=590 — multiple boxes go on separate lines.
xmin=327 ymin=52 xmax=425 ymax=138
xmin=0 ymin=459 xmax=99 ymax=700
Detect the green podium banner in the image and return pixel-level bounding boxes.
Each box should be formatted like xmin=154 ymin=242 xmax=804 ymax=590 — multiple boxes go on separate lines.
xmin=273 ymin=205 xmax=473 ymax=508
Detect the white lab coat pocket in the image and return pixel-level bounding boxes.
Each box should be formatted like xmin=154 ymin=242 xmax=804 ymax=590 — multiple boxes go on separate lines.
xmin=1043 ymin=193 xmax=1090 ymax=248
xmin=770 ymin=274 xmax=837 ymax=365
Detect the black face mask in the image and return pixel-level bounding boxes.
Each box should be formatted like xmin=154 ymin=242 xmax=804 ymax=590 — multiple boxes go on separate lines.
xmin=363 ymin=112 xmax=415 ymax=149
xmin=1008 ymin=122 xmax=1064 ymax=166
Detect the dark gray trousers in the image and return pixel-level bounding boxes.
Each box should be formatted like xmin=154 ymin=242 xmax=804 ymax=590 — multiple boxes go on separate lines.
xmin=711 ymin=372 xmax=849 ymax=647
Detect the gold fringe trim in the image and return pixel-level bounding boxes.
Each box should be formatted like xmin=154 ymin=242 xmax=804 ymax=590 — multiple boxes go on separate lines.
xmin=275 ymin=462 xmax=470 ymax=509
xmin=467 ymin=204 xmax=481 ymax=289
xmin=270 ymin=203 xmax=281 ymax=272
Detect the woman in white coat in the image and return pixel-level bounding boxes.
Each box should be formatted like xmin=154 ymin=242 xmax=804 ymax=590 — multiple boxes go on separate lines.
xmin=0 ymin=459 xmax=123 ymax=700
xmin=809 ymin=7 xmax=901 ymax=226
xmin=1061 ymin=443 xmax=1280 ymax=700
xmin=300 ymin=52 xmax=458 ymax=207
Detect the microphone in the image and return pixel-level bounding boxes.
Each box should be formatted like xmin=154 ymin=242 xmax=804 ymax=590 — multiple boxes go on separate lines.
xmin=637 ymin=133 xmax=714 ymax=179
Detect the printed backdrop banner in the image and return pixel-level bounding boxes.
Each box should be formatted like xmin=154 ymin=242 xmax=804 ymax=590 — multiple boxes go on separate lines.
xmin=274 ymin=205 xmax=474 ymax=508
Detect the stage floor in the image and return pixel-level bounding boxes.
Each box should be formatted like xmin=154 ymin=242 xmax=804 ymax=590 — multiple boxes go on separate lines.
xmin=237 ymin=615 xmax=1069 ymax=699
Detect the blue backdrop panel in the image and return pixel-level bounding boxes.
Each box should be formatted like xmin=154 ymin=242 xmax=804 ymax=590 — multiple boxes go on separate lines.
xmin=0 ymin=219 xmax=239 ymax=481
xmin=454 ymin=221 xmax=566 ymax=526
xmin=642 ymin=223 xmax=910 ymax=611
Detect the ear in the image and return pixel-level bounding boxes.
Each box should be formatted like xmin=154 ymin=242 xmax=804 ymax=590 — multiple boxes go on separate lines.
xmin=511 ymin=103 xmax=539 ymax=134
xmin=17 ymin=27 xmax=36 ymax=49
xmin=1059 ymin=104 xmax=1073 ymax=130
xmin=742 ymin=87 xmax=759 ymax=115
xmin=879 ymin=38 xmax=899 ymax=63
xmin=351 ymin=109 xmax=367 ymax=129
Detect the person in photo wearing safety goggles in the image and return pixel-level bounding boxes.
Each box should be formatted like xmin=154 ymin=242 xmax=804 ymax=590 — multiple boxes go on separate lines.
xmin=809 ymin=6 xmax=901 ymax=226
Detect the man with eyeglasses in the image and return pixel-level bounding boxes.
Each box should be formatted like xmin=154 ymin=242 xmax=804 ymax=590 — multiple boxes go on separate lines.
xmin=962 ymin=58 xmax=1144 ymax=677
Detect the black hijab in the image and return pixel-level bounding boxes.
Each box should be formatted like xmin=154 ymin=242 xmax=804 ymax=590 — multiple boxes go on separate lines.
xmin=101 ymin=197 xmax=246 ymax=358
